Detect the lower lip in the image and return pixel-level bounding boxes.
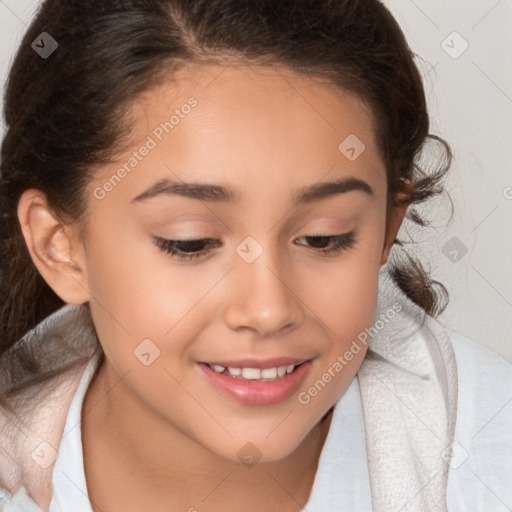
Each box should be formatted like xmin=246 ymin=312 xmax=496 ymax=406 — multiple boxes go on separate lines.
xmin=197 ymin=361 xmax=312 ymax=406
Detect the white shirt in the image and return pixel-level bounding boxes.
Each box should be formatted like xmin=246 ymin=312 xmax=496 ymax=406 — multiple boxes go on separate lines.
xmin=2 ymin=330 xmax=511 ymax=512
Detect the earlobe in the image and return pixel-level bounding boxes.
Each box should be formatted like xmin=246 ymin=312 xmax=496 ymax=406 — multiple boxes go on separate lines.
xmin=17 ymin=189 xmax=90 ymax=305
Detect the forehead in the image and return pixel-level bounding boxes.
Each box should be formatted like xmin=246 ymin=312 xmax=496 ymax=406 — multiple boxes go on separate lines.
xmin=90 ymin=62 xmax=386 ymax=206
xmin=131 ymin=62 xmax=378 ymax=144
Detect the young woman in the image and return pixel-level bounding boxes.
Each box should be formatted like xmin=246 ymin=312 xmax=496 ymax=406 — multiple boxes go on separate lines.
xmin=1 ymin=1 xmax=510 ymax=511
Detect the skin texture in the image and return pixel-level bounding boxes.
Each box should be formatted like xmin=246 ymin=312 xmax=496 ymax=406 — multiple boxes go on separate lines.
xmin=17 ymin=63 xmax=408 ymax=511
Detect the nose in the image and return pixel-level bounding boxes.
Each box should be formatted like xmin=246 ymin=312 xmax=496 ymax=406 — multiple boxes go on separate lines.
xmin=223 ymin=241 xmax=305 ymax=337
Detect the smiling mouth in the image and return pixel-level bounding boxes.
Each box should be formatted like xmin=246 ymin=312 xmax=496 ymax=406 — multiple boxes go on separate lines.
xmin=204 ymin=363 xmax=303 ymax=382
xmin=198 ymin=360 xmax=312 ymax=406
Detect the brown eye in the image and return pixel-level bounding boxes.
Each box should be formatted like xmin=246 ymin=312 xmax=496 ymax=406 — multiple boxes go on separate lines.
xmin=295 ymin=231 xmax=357 ymax=256
xmin=153 ymin=237 xmax=221 ymax=261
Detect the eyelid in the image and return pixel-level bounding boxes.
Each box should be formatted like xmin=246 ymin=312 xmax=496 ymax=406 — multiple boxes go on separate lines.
xmin=153 ymin=231 xmax=357 ymax=261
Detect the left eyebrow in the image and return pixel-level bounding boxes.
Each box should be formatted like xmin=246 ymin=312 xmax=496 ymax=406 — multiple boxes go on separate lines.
xmin=130 ymin=176 xmax=374 ymax=205
xmin=293 ymin=176 xmax=374 ymax=203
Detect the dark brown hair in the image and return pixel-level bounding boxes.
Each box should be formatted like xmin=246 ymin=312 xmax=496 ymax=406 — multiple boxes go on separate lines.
xmin=0 ymin=0 xmax=451 ymax=413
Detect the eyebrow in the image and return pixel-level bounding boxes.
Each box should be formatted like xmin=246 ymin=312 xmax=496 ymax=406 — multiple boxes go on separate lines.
xmin=130 ymin=176 xmax=374 ymax=205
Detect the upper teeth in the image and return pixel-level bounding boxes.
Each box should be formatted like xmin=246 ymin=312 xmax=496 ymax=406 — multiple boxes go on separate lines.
xmin=210 ymin=364 xmax=296 ymax=379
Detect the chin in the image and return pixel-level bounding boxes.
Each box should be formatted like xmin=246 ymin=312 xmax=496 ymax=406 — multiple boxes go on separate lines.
xmin=202 ymin=422 xmax=313 ymax=466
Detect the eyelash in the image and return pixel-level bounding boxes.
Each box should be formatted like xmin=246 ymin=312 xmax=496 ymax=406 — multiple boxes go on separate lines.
xmin=153 ymin=231 xmax=357 ymax=261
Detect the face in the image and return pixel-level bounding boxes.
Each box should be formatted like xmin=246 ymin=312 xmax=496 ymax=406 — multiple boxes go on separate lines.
xmin=73 ymin=64 xmax=400 ymax=463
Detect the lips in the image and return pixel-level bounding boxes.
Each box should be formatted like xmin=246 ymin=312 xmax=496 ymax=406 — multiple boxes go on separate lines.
xmin=197 ymin=358 xmax=313 ymax=406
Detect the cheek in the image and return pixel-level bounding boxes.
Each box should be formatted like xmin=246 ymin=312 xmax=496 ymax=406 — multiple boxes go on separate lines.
xmin=314 ymin=260 xmax=379 ymax=371
xmin=294 ymin=268 xmax=379 ymax=435
xmin=297 ymin=231 xmax=382 ymax=390
xmin=303 ymin=229 xmax=383 ymax=331
xmin=83 ymin=233 xmax=211 ymax=408
xmin=84 ymin=216 xmax=201 ymax=324
xmin=83 ymin=220 xmax=212 ymax=372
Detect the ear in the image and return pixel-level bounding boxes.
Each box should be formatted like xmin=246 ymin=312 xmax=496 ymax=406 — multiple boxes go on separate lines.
xmin=380 ymin=181 xmax=414 ymax=266
xmin=17 ymin=189 xmax=90 ymax=305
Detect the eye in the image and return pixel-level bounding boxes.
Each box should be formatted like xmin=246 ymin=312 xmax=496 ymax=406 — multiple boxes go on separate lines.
xmin=294 ymin=231 xmax=357 ymax=256
xmin=153 ymin=231 xmax=357 ymax=261
xmin=153 ymin=236 xmax=221 ymax=261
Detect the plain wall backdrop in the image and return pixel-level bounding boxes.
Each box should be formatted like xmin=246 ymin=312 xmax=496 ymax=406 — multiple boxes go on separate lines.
xmin=1 ymin=0 xmax=511 ymax=362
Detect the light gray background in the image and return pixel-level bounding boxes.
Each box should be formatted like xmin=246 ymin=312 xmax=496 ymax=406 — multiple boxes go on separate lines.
xmin=1 ymin=0 xmax=511 ymax=362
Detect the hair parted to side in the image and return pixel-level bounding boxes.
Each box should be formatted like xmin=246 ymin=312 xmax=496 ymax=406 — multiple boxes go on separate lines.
xmin=0 ymin=0 xmax=451 ymax=412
